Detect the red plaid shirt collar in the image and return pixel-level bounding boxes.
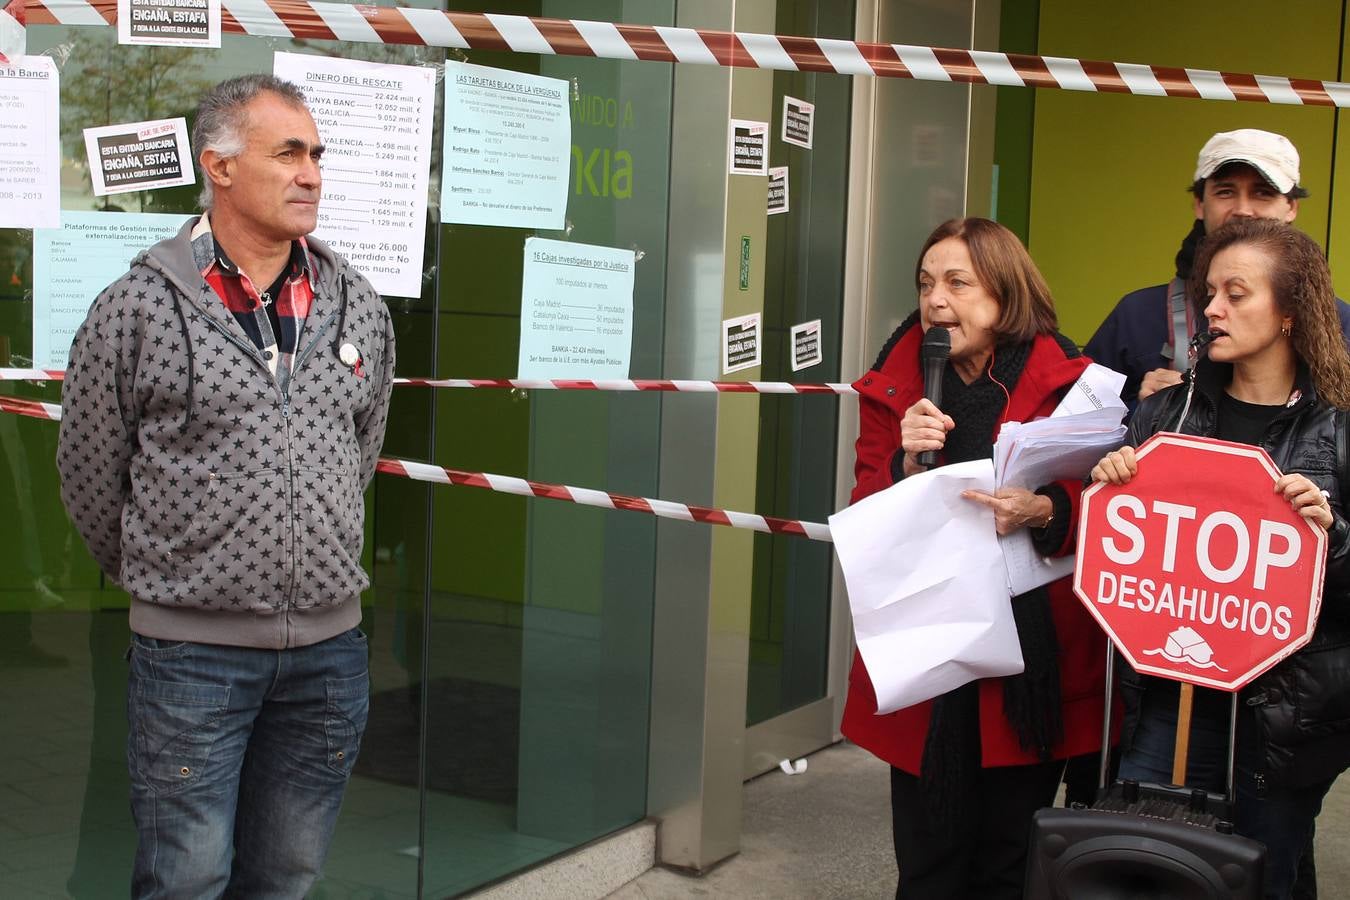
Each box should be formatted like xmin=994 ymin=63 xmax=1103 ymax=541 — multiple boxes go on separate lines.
xmin=190 ymin=213 xmax=316 ymax=379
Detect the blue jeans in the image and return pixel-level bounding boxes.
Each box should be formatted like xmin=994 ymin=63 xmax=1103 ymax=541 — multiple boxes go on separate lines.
xmin=1119 ymin=696 xmax=1335 ymax=900
xmin=126 ymin=628 xmax=369 ymax=899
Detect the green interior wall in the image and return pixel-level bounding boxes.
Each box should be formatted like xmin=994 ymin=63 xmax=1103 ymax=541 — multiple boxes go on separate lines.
xmin=1025 ymin=0 xmax=1342 ymax=346
xmin=431 ymin=224 xmax=532 ymax=610
xmin=991 ymin=0 xmax=1038 ymax=242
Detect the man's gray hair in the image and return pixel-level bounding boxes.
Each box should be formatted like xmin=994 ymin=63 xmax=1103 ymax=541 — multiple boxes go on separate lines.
xmin=193 ymin=74 xmax=308 ymax=209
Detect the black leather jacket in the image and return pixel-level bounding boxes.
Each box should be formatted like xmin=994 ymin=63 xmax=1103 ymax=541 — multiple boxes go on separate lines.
xmin=1119 ymin=356 xmax=1350 ymax=788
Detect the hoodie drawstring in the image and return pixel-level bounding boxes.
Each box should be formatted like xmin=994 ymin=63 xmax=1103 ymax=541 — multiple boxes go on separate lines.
xmin=331 ymin=275 xmax=349 ymax=360
xmin=169 ymin=283 xmax=196 ymax=435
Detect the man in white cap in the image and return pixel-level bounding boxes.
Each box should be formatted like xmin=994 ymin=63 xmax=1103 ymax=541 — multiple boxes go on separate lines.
xmin=1085 ymin=128 xmax=1350 ymax=411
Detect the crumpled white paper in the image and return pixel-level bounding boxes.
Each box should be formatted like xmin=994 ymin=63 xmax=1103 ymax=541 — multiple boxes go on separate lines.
xmin=829 ymin=459 xmax=1025 ymax=714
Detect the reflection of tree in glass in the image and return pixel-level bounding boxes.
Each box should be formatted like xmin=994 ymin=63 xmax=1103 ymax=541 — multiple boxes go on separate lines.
xmin=0 ymin=228 xmax=32 ymax=303
xmin=61 ymin=33 xmax=210 ymax=213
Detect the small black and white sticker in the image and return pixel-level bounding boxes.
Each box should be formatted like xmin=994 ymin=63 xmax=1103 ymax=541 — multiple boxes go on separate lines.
xmin=782 ymin=96 xmax=814 ymax=149
xmin=728 ymin=119 xmax=769 ymax=176
xmin=723 ymin=312 xmax=762 ymax=374
xmin=791 ymin=319 xmax=822 ymax=372
xmin=767 ymin=166 xmax=789 ymax=215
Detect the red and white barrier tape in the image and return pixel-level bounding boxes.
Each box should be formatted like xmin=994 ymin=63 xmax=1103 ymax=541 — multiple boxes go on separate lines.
xmin=23 ymin=0 xmax=1350 ymax=107
xmin=0 ymin=368 xmax=64 ymax=381
xmin=0 ymin=399 xmax=834 ymax=541
xmin=0 ymin=370 xmax=855 ymax=394
xmin=393 ymin=376 xmax=856 ymax=395
xmin=0 ymin=395 xmax=62 ymax=420
xmin=376 ymin=457 xmax=832 ymax=541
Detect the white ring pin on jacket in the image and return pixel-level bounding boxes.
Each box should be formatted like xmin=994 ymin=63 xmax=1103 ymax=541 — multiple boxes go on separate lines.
xmin=339 ymin=343 xmax=361 ymax=367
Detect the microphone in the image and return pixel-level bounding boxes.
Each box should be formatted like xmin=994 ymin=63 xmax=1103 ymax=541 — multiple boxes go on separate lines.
xmin=1188 ymin=329 xmax=1216 ymax=365
xmin=916 ymin=327 xmax=951 ymax=468
xmin=1173 ymin=329 xmax=1216 ymax=432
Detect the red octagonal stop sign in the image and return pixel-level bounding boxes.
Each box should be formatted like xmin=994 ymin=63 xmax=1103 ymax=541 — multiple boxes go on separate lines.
xmin=1074 ymin=433 xmax=1326 ymax=691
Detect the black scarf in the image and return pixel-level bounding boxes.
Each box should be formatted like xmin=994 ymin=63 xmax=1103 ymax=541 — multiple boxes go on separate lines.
xmin=1174 ymin=218 xmax=1205 ymax=281
xmin=917 ymin=340 xmax=1065 ymax=835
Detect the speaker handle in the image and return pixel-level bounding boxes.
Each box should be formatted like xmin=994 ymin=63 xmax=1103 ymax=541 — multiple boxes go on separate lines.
xmin=1096 ymin=638 xmax=1240 ymax=804
xmin=1099 ymin=639 xmax=1115 ymax=794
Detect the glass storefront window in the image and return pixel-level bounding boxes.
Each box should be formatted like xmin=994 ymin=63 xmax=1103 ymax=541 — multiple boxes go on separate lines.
xmin=2 ymin=2 xmax=671 ymax=896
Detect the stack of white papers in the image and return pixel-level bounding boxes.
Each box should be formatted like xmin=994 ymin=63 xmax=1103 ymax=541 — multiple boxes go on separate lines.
xmin=996 ymin=364 xmax=1129 ymax=595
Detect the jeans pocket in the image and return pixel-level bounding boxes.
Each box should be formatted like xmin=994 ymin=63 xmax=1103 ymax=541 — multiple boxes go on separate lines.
xmin=325 ymin=671 xmax=369 ymax=778
xmin=131 ymin=676 xmax=231 ymax=796
xmin=130 ymin=633 xmax=191 ymax=658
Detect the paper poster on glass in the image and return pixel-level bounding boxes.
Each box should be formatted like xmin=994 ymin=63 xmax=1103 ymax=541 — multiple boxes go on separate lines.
xmin=440 ymin=62 xmax=571 ymax=230
xmin=0 ymin=57 xmax=60 ymax=229
xmin=723 ymin=312 xmax=761 ymax=374
xmin=517 ymin=238 xmax=635 ymax=380
xmin=728 ymin=119 xmax=768 ymax=176
xmin=117 ymin=0 xmax=221 ymax=48
xmin=273 ymin=51 xmax=435 ymax=299
xmin=82 ymin=117 xmax=194 ymax=197
xmin=782 ymin=96 xmax=814 ymax=149
xmin=33 ymin=211 xmax=193 ymax=369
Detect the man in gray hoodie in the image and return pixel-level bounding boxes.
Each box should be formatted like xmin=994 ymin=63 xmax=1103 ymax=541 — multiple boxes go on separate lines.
xmin=57 ymin=74 xmax=395 ymax=898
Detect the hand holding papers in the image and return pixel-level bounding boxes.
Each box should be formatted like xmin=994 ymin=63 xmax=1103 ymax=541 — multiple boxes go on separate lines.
xmin=831 ymin=364 xmax=1129 ymax=713
xmin=994 ymin=364 xmax=1128 ymax=595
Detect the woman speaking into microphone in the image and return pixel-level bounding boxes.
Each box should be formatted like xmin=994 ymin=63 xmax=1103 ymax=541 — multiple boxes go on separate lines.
xmin=843 ymin=217 xmax=1110 ymax=898
xmin=1089 ymin=217 xmax=1350 ymax=900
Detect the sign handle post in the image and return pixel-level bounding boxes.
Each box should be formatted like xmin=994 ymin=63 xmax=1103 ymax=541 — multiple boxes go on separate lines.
xmin=1171 ymin=683 xmax=1194 ymax=785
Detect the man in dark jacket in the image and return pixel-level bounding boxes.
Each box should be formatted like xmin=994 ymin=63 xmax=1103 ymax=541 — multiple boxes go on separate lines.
xmin=1085 ymin=129 xmax=1350 ymax=412
xmin=56 ymin=75 xmax=395 ymax=898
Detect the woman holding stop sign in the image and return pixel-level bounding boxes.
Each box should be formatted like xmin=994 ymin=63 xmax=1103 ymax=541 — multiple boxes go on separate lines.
xmin=844 ymin=218 xmax=1111 ymax=898
xmin=1091 ymin=216 xmax=1350 ymax=900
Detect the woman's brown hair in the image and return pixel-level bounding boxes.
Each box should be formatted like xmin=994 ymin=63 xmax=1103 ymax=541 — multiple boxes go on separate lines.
xmin=1188 ymin=218 xmax=1350 ymax=410
xmin=914 ymin=217 xmax=1058 ymax=344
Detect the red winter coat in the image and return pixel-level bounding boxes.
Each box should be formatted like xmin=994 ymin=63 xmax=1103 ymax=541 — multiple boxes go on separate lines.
xmin=840 ymin=321 xmax=1110 ymax=775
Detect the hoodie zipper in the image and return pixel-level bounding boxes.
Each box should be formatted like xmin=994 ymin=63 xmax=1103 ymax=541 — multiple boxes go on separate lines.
xmin=195 ymin=300 xmax=339 ymax=647
xmin=279 ymin=311 xmax=338 ymax=644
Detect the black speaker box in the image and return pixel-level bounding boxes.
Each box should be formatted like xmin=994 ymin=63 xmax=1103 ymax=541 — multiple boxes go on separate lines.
xmin=1025 ymin=801 xmax=1265 ymax=899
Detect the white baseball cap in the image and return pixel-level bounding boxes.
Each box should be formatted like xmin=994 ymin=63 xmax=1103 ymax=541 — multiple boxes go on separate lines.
xmin=1194 ymin=129 xmax=1301 ymax=194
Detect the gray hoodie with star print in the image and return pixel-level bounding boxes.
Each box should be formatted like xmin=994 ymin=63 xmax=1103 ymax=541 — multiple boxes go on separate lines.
xmin=56 ymin=217 xmax=395 ymax=650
